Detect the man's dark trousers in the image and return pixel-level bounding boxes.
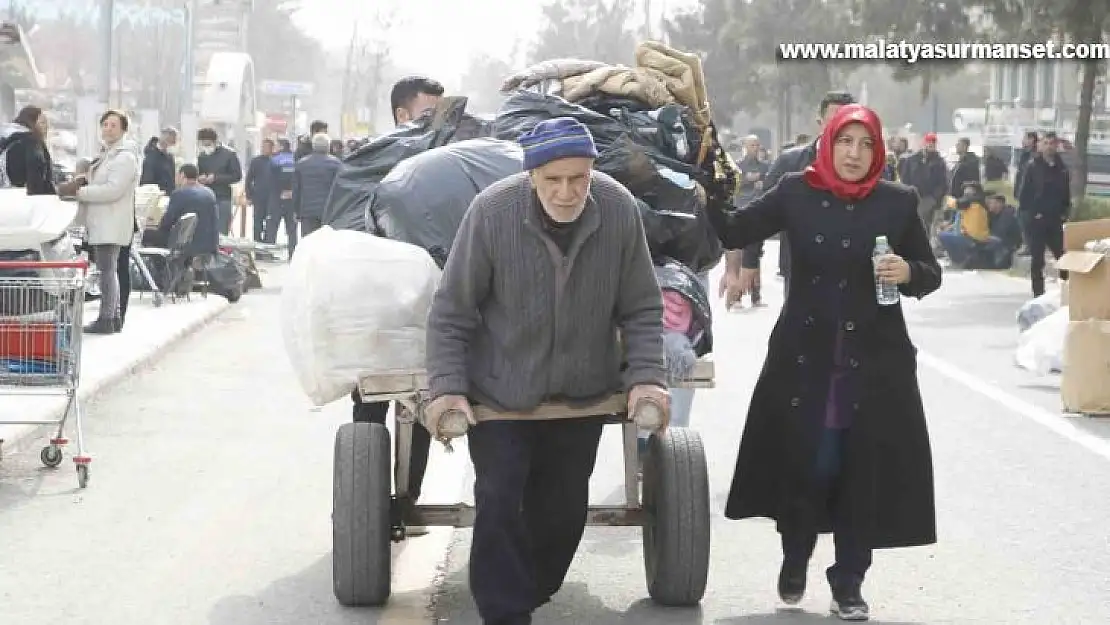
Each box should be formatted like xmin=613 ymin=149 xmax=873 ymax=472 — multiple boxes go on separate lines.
xmin=264 ymin=199 xmax=298 ymax=256
xmin=300 ymin=216 xmax=323 ymax=238
xmin=350 ymin=390 xmax=430 ymax=506
xmin=467 ymin=417 xmax=605 ymax=624
xmin=252 ymin=198 xmax=269 ymax=242
xmin=1022 ymin=212 xmax=1067 ymax=297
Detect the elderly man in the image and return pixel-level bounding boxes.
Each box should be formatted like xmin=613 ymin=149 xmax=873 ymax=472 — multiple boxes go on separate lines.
xmin=426 ymin=117 xmax=669 ymax=625
xmin=293 ymin=133 xmax=342 ymax=237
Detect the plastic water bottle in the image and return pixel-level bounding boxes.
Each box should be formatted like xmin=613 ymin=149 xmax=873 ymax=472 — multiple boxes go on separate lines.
xmin=873 ymin=236 xmax=900 ymax=306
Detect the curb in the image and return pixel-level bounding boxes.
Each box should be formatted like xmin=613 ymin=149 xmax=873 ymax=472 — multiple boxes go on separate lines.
xmin=0 ymin=299 xmax=233 ymax=456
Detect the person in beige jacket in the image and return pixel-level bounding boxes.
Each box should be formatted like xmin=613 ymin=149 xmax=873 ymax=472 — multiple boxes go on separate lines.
xmin=58 ymin=110 xmax=139 ymax=334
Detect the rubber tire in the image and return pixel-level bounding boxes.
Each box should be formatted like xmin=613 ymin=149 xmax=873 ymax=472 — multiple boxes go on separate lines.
xmin=642 ymin=427 xmax=710 ymax=606
xmin=332 ymin=422 xmax=392 ymax=606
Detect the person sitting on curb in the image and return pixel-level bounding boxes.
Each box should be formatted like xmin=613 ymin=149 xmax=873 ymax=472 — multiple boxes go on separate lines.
xmin=425 ymin=117 xmax=669 ymax=625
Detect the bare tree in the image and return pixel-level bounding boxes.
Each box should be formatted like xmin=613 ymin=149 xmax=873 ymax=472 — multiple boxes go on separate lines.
xmin=340 ymin=8 xmax=396 ymax=133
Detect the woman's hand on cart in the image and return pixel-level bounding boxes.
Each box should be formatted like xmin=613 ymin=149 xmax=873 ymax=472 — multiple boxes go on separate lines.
xmin=628 ymin=384 xmax=670 ymax=432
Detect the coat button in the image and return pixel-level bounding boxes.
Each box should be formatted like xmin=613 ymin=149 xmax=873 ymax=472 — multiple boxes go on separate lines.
xmin=846 ymin=204 xmax=855 ymax=211
xmin=790 ymin=397 xmax=801 ymax=407
xmin=838 ymin=278 xmax=847 ymax=289
xmin=853 ymin=403 xmax=860 ymax=411
xmin=845 ymin=321 xmax=855 ymax=331
xmin=815 ymin=234 xmax=824 ymax=243
xmin=796 ymin=355 xmax=806 ymax=364
xmin=804 ymin=316 xmax=815 ymax=326
xmin=850 ymin=359 xmax=860 ymax=368
xmin=821 ymin=200 xmax=830 ymax=207
xmin=842 ymin=238 xmax=851 ymax=248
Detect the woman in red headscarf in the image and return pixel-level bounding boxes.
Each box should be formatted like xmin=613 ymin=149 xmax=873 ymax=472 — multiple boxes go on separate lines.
xmin=706 ymin=104 xmax=941 ymax=621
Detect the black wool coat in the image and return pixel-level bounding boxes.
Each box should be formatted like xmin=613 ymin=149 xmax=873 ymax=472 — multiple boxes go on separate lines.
xmin=707 ymin=173 xmax=942 ymax=550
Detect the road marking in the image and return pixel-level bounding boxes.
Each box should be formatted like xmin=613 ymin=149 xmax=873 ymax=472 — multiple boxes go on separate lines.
xmin=917 ymin=350 xmax=1110 ymax=463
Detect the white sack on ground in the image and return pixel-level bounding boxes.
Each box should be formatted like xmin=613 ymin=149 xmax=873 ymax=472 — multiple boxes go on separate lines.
xmin=1015 ymin=306 xmax=1068 ymax=375
xmin=281 ymin=226 xmax=440 ymax=406
xmin=1016 ymin=289 xmax=1061 ymax=333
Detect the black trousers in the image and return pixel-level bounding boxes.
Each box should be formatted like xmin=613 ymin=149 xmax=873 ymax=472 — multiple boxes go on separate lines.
xmin=264 ymin=199 xmax=298 ymax=255
xmin=117 ymin=244 xmax=132 ymax=323
xmin=467 ymin=417 xmax=604 ymax=624
xmin=252 ymin=198 xmax=269 ymax=242
xmin=300 ymin=216 xmax=323 ymax=238
xmin=780 ymin=429 xmax=872 ymax=591
xmin=1023 ymin=213 xmax=1067 ymax=297
xmin=349 ymin=390 xmax=430 ymax=503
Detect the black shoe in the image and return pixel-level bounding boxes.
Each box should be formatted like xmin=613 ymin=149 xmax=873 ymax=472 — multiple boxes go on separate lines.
xmin=829 ymin=579 xmax=869 ymax=621
xmin=83 ymin=318 xmax=117 ymax=335
xmin=777 ymin=558 xmax=807 ymax=605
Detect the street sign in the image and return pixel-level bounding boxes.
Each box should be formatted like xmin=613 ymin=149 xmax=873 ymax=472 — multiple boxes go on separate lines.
xmin=260 ymin=80 xmax=315 ymax=97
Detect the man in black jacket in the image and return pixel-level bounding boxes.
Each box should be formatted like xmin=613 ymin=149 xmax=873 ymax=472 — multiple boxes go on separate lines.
xmin=948 ymin=137 xmax=981 ymax=198
xmin=265 ymin=138 xmax=298 ymax=255
xmin=345 ymin=75 xmax=447 ymax=539
xmin=244 ymin=138 xmax=274 ymax=241
xmin=723 ymin=91 xmax=855 ymax=300
xmin=1017 ymin=131 xmax=1071 ymax=297
xmin=293 ymin=133 xmax=342 ymax=237
xmin=730 ymin=134 xmax=769 ymax=307
xmin=139 ymin=127 xmax=178 ymax=194
xmin=196 ymin=127 xmax=243 ymax=235
xmin=295 ymin=120 xmax=328 ymax=160
xmin=901 ymin=132 xmax=949 ymax=232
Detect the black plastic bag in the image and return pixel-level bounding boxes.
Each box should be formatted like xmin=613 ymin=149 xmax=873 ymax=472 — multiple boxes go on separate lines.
xmin=596 ymin=136 xmax=702 ymax=217
xmin=323 ymin=97 xmax=492 ymax=232
xmin=204 ymin=251 xmax=247 ymax=302
xmin=654 ymin=256 xmax=712 ymax=356
xmin=130 ymin=253 xmax=169 ymax=292
xmin=368 ymin=138 xmax=523 ymax=268
xmin=494 ymin=90 xmax=628 ymax=148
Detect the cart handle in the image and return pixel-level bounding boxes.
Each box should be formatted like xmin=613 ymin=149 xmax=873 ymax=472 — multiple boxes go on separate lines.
xmin=0 ymin=260 xmax=90 ymax=270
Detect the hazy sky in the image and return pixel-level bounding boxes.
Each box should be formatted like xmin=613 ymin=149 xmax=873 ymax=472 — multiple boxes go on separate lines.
xmin=293 ymin=0 xmax=694 ymax=86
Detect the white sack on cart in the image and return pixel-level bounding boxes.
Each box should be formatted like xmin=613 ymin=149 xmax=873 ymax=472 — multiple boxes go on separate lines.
xmin=0 ymin=190 xmax=82 ymax=295
xmin=0 ymin=190 xmax=78 ymax=249
xmin=1015 ymin=306 xmax=1069 ymax=375
xmin=281 ymin=226 xmax=440 ymax=406
xmin=1016 ymin=289 xmax=1061 ymax=333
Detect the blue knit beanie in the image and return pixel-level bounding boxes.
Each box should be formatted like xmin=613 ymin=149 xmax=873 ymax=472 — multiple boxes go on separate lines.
xmin=518 ymin=117 xmax=599 ymax=170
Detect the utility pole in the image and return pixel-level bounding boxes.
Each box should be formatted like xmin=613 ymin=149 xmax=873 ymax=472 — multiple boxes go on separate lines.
xmin=340 ymin=22 xmax=359 ymax=136
xmin=99 ymin=0 xmax=113 ymax=106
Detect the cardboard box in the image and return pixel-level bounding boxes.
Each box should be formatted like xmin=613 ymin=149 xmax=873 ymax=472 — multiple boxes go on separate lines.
xmin=1056 ymin=218 xmax=1110 ymax=320
xmin=1062 ymin=320 xmax=1110 ymax=415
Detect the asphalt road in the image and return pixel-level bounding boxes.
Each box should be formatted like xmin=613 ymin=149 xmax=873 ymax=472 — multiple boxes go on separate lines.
xmin=1 ymin=251 xmax=1108 ymax=625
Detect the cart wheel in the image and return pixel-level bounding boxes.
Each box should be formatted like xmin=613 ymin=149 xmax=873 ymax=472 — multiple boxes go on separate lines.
xmin=642 ymin=427 xmax=710 ymax=606
xmin=152 ymin=292 xmax=165 ymax=308
xmin=40 ymin=445 xmax=63 ymax=468
xmin=76 ymin=464 xmax=89 ymax=488
xmin=332 ymin=422 xmax=392 ymax=607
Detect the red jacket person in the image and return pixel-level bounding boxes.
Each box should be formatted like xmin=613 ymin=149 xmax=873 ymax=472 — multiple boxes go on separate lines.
xmin=425 ymin=116 xmax=669 ymax=625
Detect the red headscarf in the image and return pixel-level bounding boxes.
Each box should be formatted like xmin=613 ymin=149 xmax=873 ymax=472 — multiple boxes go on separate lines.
xmin=803 ymin=103 xmax=887 ymax=201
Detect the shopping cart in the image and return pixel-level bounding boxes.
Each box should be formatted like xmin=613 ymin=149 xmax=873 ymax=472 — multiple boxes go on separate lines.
xmin=0 ymin=259 xmax=92 ymax=488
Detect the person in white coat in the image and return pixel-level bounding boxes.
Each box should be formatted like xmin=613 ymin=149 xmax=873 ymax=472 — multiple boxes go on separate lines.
xmin=58 ymin=110 xmax=139 ymax=334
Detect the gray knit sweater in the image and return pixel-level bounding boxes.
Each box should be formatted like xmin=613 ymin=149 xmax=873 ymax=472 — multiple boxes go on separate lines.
xmin=426 ymin=171 xmax=666 ymax=412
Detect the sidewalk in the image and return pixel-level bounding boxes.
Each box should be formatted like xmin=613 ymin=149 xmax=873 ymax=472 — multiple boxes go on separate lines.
xmin=0 ymin=292 xmax=230 ymax=454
